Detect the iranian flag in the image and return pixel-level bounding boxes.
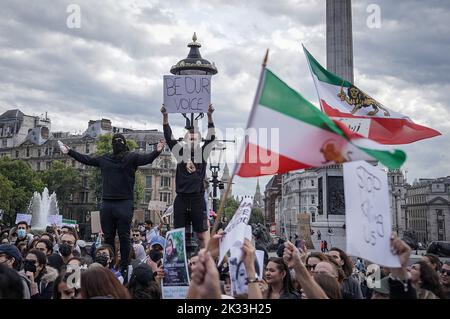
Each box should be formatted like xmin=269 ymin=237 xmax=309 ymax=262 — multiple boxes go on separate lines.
xmin=303 ymin=46 xmax=441 ymax=145
xmin=235 ymin=67 xmax=406 ymax=177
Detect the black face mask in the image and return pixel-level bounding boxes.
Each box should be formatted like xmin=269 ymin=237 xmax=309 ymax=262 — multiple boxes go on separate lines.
xmin=23 ymin=260 xmax=37 ymax=273
xmin=95 ymin=255 xmax=109 ymax=267
xmin=59 ymin=243 xmax=73 ymax=257
xmin=149 ymin=250 xmax=163 ymax=263
xmin=112 ymin=134 xmax=128 ymax=157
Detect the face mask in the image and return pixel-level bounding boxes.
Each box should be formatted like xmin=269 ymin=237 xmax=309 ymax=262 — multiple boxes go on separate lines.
xmin=23 ymin=260 xmax=37 ymax=273
xmin=149 ymin=250 xmax=163 ymax=263
xmin=59 ymin=243 xmax=73 ymax=257
xmin=17 ymin=229 xmax=26 ymax=239
xmin=95 ymin=254 xmax=109 ymax=267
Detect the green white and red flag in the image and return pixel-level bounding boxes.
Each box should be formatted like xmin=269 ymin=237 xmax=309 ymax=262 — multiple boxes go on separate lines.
xmin=303 ymin=46 xmax=441 ymax=145
xmin=235 ymin=66 xmax=406 ymax=177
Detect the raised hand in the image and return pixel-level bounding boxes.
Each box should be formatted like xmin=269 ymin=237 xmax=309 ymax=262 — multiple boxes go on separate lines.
xmin=390 ymin=233 xmax=411 ymax=273
xmin=283 ymin=241 xmax=303 ymax=269
xmin=160 ymin=105 xmax=167 ymax=115
xmin=206 ymin=229 xmax=225 ymax=259
xmin=156 ymin=139 xmax=166 ymax=152
xmin=190 ymin=249 xmax=221 ymax=299
xmin=242 ymin=238 xmax=256 ymax=273
xmin=207 ymin=104 xmax=214 ymax=115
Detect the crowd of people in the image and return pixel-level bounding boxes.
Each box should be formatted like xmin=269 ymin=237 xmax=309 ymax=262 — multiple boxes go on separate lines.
xmin=1 ymin=219 xmax=449 ymax=299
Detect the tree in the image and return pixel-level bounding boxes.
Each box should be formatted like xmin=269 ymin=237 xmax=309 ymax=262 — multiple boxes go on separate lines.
xmin=0 ymin=157 xmax=44 ymax=220
xmin=222 ymin=197 xmax=240 ymax=222
xmin=88 ymin=134 xmax=143 ymax=207
xmin=250 ymin=207 xmax=265 ymax=225
xmin=39 ymin=160 xmax=81 ymax=213
xmin=0 ymin=174 xmax=14 ymax=222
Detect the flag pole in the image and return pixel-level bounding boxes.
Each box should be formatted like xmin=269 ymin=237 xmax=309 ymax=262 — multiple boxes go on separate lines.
xmin=211 ymin=49 xmax=269 ymax=236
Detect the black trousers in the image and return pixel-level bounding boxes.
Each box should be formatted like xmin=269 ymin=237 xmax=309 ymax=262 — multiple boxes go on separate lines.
xmin=173 ymin=194 xmax=208 ymax=233
xmin=100 ymin=199 xmax=133 ymax=270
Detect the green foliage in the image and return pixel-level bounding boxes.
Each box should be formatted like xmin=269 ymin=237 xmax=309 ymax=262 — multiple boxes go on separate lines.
xmin=89 ymin=134 xmax=143 ymax=205
xmin=39 ymin=160 xmax=81 ymax=212
xmin=0 ymin=157 xmax=44 ymax=217
xmin=249 ymin=207 xmax=265 ymax=225
xmin=0 ymin=174 xmax=14 ymax=216
xmin=222 ymin=197 xmax=240 ymax=221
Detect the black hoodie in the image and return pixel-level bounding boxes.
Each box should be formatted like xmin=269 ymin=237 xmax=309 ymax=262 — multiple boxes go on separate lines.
xmin=68 ymin=149 xmax=161 ymax=200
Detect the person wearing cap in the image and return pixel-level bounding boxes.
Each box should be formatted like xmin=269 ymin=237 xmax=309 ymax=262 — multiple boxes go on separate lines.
xmin=60 ymin=134 xmax=166 ymax=281
xmin=148 ymin=236 xmax=165 ymax=265
xmin=0 ymin=244 xmax=31 ymax=299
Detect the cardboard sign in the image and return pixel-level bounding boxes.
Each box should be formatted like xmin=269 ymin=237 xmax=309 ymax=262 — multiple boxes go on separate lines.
xmin=90 ymin=211 xmax=102 ymax=234
xmin=161 ymin=228 xmax=190 ymax=299
xmin=148 ymin=200 xmax=167 ymax=212
xmin=163 ymin=75 xmax=211 ymax=113
xmin=15 ymin=213 xmax=32 ymax=225
xmin=343 ymin=161 xmax=400 ymax=267
xmin=47 ymin=214 xmax=63 ymax=227
xmin=218 ymin=197 xmax=253 ymax=265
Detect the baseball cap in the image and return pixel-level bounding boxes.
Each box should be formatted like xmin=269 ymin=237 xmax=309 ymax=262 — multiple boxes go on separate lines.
xmin=149 ymin=236 xmax=166 ymax=249
xmin=0 ymin=244 xmax=22 ymax=263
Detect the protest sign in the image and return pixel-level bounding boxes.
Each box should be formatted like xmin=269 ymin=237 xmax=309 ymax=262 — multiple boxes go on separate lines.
xmin=218 ymin=197 xmax=253 ymax=265
xmin=148 ymin=200 xmax=167 ymax=212
xmin=229 ymin=248 xmax=265 ymax=296
xmin=163 ymin=75 xmax=211 ymax=113
xmin=90 ymin=211 xmax=102 ymax=234
xmin=15 ymin=213 xmax=32 ymax=225
xmin=162 ymin=228 xmax=190 ymax=299
xmin=162 ymin=205 xmax=173 ymax=218
xmin=343 ymin=161 xmax=400 ymax=267
xmin=47 ymin=214 xmax=62 ymax=226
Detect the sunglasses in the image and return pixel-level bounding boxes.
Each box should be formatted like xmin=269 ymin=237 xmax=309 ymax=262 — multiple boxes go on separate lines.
xmin=441 ymin=269 xmax=450 ymax=276
xmin=306 ymin=264 xmax=317 ymax=270
xmin=132 ymin=234 xmax=140 ymax=237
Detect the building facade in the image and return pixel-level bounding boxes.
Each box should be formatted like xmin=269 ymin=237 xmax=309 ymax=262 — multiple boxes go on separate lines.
xmin=403 ymin=177 xmax=450 ymax=243
xmin=0 ymin=109 xmax=177 ymax=239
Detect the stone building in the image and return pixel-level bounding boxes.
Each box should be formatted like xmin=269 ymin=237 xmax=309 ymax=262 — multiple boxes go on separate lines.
xmin=263 ymin=174 xmax=282 ymax=226
xmin=403 ymin=177 xmax=450 ymax=243
xmin=1 ymin=109 xmax=177 ymax=239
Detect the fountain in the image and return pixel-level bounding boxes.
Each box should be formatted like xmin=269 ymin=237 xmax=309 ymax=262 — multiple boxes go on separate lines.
xmin=28 ymin=187 xmax=59 ymax=230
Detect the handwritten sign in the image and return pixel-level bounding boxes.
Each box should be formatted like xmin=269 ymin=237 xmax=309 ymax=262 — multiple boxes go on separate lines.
xmin=163 ymin=75 xmax=211 ymax=113
xmin=343 ymin=161 xmax=400 ymax=267
xmin=218 ymin=197 xmax=253 ymax=265
xmin=15 ymin=213 xmax=32 ymax=225
xmin=148 ymin=200 xmax=167 ymax=212
xmin=47 ymin=215 xmax=63 ymax=226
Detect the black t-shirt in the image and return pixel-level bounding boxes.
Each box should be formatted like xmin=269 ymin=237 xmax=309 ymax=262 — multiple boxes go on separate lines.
xmin=163 ymin=123 xmax=215 ymax=195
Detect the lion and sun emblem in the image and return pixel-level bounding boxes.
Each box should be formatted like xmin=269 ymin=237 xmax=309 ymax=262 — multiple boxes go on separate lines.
xmin=337 ymin=82 xmax=390 ymax=117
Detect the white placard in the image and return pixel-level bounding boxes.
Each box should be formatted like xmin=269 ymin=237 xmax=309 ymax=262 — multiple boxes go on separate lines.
xmin=343 ymin=161 xmax=400 ymax=267
xmin=148 ymin=200 xmax=167 ymax=211
xmin=229 ymin=248 xmax=265 ymax=297
xmin=15 ymin=213 xmax=32 ymax=225
xmin=218 ymin=197 xmax=253 ymax=265
xmin=163 ymin=75 xmax=211 ymax=113
xmin=47 ymin=214 xmax=63 ymax=226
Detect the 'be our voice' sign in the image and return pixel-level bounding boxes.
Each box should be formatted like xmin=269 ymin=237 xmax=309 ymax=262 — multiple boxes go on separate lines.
xmin=163 ymin=75 xmax=211 ymax=113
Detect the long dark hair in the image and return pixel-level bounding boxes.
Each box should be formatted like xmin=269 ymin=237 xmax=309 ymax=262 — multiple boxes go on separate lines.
xmin=81 ymin=267 xmax=131 ymax=299
xmin=330 ymin=247 xmax=354 ymax=278
xmin=415 ymin=261 xmax=446 ymax=299
xmin=266 ymin=257 xmax=296 ymax=297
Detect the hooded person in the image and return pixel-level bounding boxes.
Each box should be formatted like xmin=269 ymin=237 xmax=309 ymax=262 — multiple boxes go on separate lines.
xmin=59 ymin=133 xmax=166 ymax=283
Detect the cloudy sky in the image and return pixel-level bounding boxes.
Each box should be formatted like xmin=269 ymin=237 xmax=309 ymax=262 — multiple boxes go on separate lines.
xmin=1 ymin=0 xmax=449 ymax=196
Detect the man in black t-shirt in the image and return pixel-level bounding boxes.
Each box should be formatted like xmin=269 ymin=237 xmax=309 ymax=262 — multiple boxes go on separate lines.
xmin=161 ymin=104 xmax=215 ymax=249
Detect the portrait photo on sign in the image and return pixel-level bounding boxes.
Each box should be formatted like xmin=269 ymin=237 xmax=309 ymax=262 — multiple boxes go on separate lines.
xmin=162 ymin=228 xmax=189 ymax=287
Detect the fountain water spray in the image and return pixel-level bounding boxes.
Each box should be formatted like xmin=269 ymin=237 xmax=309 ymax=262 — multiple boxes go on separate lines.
xmin=28 ymin=187 xmax=59 ymax=229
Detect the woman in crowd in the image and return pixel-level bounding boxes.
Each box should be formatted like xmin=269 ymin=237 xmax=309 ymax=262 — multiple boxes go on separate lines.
xmin=53 ymin=268 xmax=81 ymax=299
xmin=421 ymin=254 xmax=442 ymax=273
xmin=23 ymin=249 xmax=58 ymax=299
xmin=80 ymin=267 xmax=131 ymax=299
xmin=409 ymin=260 xmax=446 ymax=299
xmin=126 ymin=263 xmax=160 ymax=299
xmin=264 ymin=257 xmax=300 ymax=299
